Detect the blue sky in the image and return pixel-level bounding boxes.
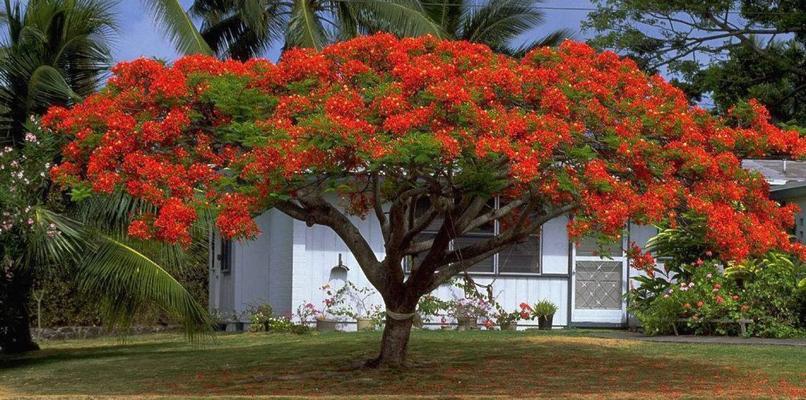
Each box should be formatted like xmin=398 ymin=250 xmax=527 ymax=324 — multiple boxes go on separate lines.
xmin=112 ymin=0 xmax=595 ymax=63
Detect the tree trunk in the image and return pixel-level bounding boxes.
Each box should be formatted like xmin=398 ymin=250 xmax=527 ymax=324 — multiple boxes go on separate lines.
xmin=366 ymin=314 xmax=414 ymax=368
xmin=0 ymin=268 xmax=39 ymax=354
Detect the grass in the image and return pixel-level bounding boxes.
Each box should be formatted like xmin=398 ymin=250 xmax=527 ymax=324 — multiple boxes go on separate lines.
xmin=1 ymin=329 xmax=804 ymax=399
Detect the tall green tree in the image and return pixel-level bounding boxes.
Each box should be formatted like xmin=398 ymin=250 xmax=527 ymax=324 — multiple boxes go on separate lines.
xmin=0 ymin=0 xmax=209 ymax=354
xmin=584 ymin=0 xmax=805 ymax=126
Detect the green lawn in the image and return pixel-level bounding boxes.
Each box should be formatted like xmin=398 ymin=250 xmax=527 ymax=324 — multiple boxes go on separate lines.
xmin=1 ymin=329 xmax=804 ymax=399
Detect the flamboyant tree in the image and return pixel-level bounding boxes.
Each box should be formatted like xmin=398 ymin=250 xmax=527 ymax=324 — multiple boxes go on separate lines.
xmin=44 ymin=33 xmax=806 ymax=367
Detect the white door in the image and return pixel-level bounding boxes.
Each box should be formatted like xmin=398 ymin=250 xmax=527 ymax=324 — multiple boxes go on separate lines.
xmin=571 ymin=237 xmax=627 ymax=325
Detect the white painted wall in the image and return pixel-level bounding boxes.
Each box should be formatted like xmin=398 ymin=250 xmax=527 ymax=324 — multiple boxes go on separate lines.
xmin=211 ymin=199 xmax=660 ymax=328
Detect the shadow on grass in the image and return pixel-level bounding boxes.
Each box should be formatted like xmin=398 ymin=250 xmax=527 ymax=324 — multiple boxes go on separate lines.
xmin=1 ymin=330 xmax=803 ymax=398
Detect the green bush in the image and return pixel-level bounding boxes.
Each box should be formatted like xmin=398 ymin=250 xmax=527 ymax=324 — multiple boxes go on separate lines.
xmin=629 ymin=253 xmax=806 ymax=337
xmin=736 ymin=253 xmax=806 ymax=338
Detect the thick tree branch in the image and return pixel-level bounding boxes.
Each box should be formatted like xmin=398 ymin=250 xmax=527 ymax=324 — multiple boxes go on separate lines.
xmin=275 ymin=197 xmax=385 ymax=290
xmin=427 ymin=204 xmax=575 ymax=290
xmin=372 ymin=174 xmax=389 ymax=242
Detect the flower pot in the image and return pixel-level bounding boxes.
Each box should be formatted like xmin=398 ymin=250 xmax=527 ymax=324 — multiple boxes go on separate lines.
xmin=316 ymin=319 xmax=339 ymax=332
xmin=456 ymin=316 xmax=477 ymax=331
xmin=537 ymin=314 xmax=554 ymax=330
xmin=500 ymin=321 xmax=518 ymax=331
xmin=356 ymin=318 xmax=374 ymax=331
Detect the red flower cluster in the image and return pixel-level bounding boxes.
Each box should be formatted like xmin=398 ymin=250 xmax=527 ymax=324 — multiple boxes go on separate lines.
xmin=43 ymin=33 xmax=806 ymax=261
xmin=627 ymin=244 xmax=656 ymax=277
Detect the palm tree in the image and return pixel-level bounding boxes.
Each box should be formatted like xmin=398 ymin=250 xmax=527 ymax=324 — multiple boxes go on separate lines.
xmin=0 ymin=0 xmax=209 ymax=354
xmin=412 ymin=0 xmax=572 ymax=56
xmin=147 ymin=0 xmax=567 ymax=61
xmin=187 ymin=0 xmax=444 ymax=60
xmin=0 ymin=0 xmax=116 ymax=145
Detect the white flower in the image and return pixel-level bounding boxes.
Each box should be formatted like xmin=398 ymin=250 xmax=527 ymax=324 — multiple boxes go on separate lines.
xmin=24 ymin=132 xmax=37 ymax=143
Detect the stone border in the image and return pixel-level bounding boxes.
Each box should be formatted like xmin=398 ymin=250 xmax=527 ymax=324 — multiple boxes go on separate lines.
xmin=32 ymin=325 xmax=180 ymax=341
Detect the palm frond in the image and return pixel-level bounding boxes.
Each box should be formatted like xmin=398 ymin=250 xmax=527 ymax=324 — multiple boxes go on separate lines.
xmin=79 ymin=233 xmax=211 ymax=337
xmin=77 ymin=190 xmax=210 ymax=271
xmin=421 ymin=0 xmax=462 ymax=36
xmin=27 ymin=64 xmax=82 ymax=107
xmin=459 ymin=0 xmax=549 ymax=54
xmin=141 ymin=0 xmax=213 ymax=55
xmin=355 ymin=0 xmax=446 ymax=39
xmin=193 ymin=0 xmax=287 ymax=60
xmin=285 ymin=0 xmax=328 ymax=50
xmin=24 ymin=207 xmax=86 ymax=269
xmin=510 ymin=29 xmax=573 ymax=57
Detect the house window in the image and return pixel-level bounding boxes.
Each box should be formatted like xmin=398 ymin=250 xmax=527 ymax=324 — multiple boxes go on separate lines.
xmin=406 ymin=197 xmax=541 ymax=275
xmin=219 ymin=238 xmax=232 ymax=274
xmin=576 ymin=236 xmax=622 ymax=258
xmin=498 ymin=234 xmax=541 ymax=274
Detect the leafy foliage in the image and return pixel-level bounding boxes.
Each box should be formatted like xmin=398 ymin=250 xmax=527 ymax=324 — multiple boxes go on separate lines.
xmin=0 ymin=0 xmax=116 ymax=145
xmin=142 ymin=0 xmax=213 ymax=56
xmin=630 ymin=226 xmax=806 ymax=338
xmin=584 ymin=0 xmax=805 ymax=125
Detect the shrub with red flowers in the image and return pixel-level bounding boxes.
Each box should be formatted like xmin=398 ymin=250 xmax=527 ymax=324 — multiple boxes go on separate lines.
xmin=629 ymin=261 xmax=746 ymax=336
xmin=43 ymin=33 xmax=806 ymax=365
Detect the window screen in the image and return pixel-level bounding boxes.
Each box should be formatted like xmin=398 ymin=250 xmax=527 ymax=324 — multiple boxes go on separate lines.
xmin=498 ymin=235 xmax=540 ymax=273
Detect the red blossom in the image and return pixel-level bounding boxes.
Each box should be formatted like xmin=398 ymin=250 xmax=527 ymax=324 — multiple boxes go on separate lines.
xmin=41 ymin=33 xmax=806 ymax=262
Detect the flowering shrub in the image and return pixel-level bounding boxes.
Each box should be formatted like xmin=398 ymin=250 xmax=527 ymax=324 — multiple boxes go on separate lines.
xmin=629 ymin=255 xmax=806 ymax=337
xmin=416 ymin=294 xmax=450 ymax=325
xmin=247 ymin=303 xmax=274 ymax=330
xmin=493 ymin=302 xmax=533 ymax=328
xmin=322 ymin=281 xmax=382 ymax=320
xmin=629 ymin=262 xmax=743 ymax=335
xmin=447 ymin=297 xmax=493 ymax=324
xmin=0 ymin=121 xmax=60 ymax=242
xmin=250 ymin=314 xmax=307 ymax=334
xmin=295 ymin=302 xmax=322 ymax=323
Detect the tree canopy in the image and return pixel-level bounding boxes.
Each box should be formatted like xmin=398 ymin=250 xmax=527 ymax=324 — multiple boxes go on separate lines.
xmin=44 ymin=33 xmax=806 ymax=365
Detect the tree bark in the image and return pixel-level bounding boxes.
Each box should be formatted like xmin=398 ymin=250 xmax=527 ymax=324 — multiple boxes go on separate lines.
xmin=0 ymin=268 xmax=39 ymax=354
xmin=366 ymin=314 xmax=414 ymax=368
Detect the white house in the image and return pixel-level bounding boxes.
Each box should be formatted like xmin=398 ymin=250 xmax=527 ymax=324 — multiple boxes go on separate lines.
xmin=209 ymin=159 xmax=806 ymax=330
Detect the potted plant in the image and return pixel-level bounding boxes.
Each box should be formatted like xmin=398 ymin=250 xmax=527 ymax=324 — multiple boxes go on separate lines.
xmin=494 ymin=302 xmax=533 ymax=331
xmin=532 ymin=299 xmax=558 ymax=330
xmin=449 ymin=298 xmax=492 ymax=331
xmin=295 ymin=302 xmax=337 ymax=332
xmin=494 ymin=310 xmax=520 ymax=331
